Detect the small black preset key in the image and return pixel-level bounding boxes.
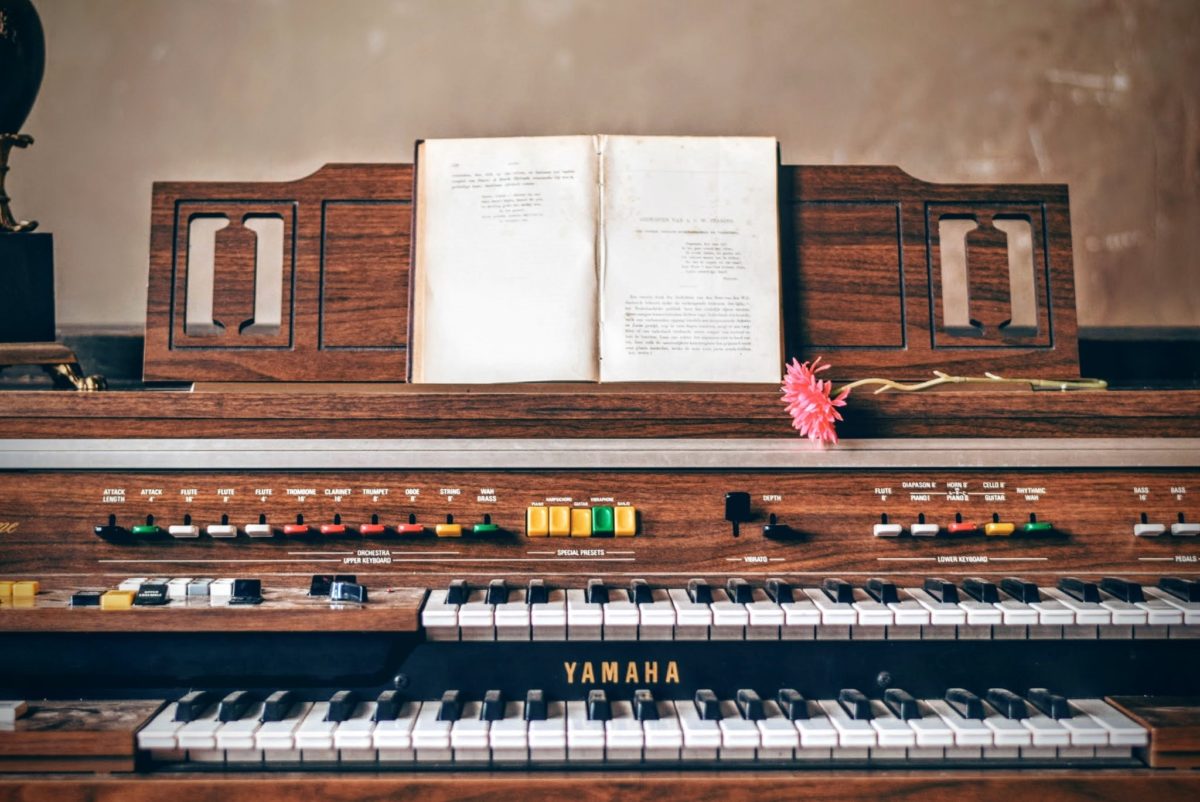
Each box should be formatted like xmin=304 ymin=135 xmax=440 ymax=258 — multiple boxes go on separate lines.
xmin=445 ymin=579 xmax=470 ymax=605
xmin=628 ymin=579 xmax=653 ymax=605
xmin=230 ymin=578 xmax=263 ymax=605
xmin=963 ymin=577 xmax=999 ymax=603
xmin=174 ymin=690 xmax=214 ymax=722
xmin=1160 ymin=576 xmax=1200 ymax=603
xmin=694 ymin=689 xmax=722 ymax=721
xmin=1057 ymin=577 xmax=1100 ymax=603
xmin=726 ymin=578 xmax=753 ymax=604
xmin=373 ymin=690 xmax=401 ymax=722
xmin=134 ymin=582 xmax=169 ymax=606
xmin=481 ymin=690 xmax=505 ymax=722
xmin=633 ymin=689 xmax=658 ymax=722
xmin=735 ymin=689 xmax=764 ymax=721
xmin=687 ymin=579 xmax=713 ymax=605
xmin=945 ymin=688 xmax=985 ymax=720
xmin=1027 ymin=688 xmax=1072 ymax=720
xmin=437 ymin=690 xmax=463 ymax=722
xmin=326 ymin=690 xmax=358 ymax=723
xmin=331 ymin=580 xmax=368 ymax=603
xmin=485 ymin=579 xmax=509 ymax=605
xmin=986 ymin=688 xmax=1029 ymax=720
xmin=822 ymin=578 xmax=854 ymax=604
xmin=777 ymin=689 xmax=809 ymax=721
xmin=218 ymin=690 xmax=255 ymax=722
xmin=526 ymin=579 xmax=549 ymax=605
xmin=262 ymin=690 xmax=296 ymax=722
xmin=837 ymin=689 xmax=872 ymax=720
xmin=923 ymin=578 xmax=958 ymax=604
xmin=70 ymin=590 xmax=103 ymax=607
xmin=523 ymin=690 xmax=547 ymax=722
xmin=865 ymin=578 xmax=898 ymax=605
xmin=1100 ymin=577 xmax=1144 ymax=603
xmin=765 ymin=578 xmax=793 ymax=604
xmin=883 ymin=688 xmax=921 ymax=720
xmin=1001 ymin=577 xmax=1040 ymax=603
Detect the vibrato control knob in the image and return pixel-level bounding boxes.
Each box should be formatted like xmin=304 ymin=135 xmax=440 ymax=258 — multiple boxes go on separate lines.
xmin=725 ymin=491 xmax=752 ymax=537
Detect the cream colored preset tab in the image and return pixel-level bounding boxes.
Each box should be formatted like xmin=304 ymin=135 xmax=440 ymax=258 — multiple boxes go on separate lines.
xmin=412 ymin=135 xmax=780 ymax=383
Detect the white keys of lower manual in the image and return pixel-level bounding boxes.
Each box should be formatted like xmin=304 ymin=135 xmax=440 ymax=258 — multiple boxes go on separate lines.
xmin=676 ymin=699 xmax=722 ymax=760
xmin=1056 ymin=704 xmax=1109 ymax=746
xmin=1136 ymin=595 xmax=1184 ymax=627
xmin=137 ymin=703 xmax=186 ymax=760
xmin=996 ymin=597 xmax=1040 ymax=630
xmin=716 ymin=700 xmax=760 ymax=759
xmin=295 ymin=702 xmax=338 ymax=763
xmin=802 ymin=588 xmax=856 ymax=638
xmin=450 ymin=701 xmax=491 ymax=762
xmin=904 ymin=588 xmax=966 ymax=639
xmin=866 ymin=701 xmax=916 ymax=748
xmin=422 ymin=590 xmax=461 ymax=641
xmin=565 ymin=700 xmax=605 ymax=761
xmin=668 ymin=588 xmax=712 ymax=640
xmin=639 ymin=588 xmax=677 ymax=640
xmin=793 ymin=702 xmax=838 ymax=759
xmin=757 ymin=700 xmax=799 ymax=758
xmin=781 ymin=596 xmax=820 ymax=639
xmin=746 ymin=589 xmax=784 ymax=640
xmin=1144 ymin=587 xmax=1200 ymax=625
xmin=817 ymin=699 xmax=877 ymax=748
xmin=1098 ymin=593 xmax=1148 ymax=626
xmin=373 ymin=701 xmax=420 ymax=763
xmin=925 ymin=699 xmax=993 ymax=747
xmin=176 ymin=705 xmax=224 ymax=762
xmin=643 ymin=701 xmax=683 ymax=760
xmin=412 ymin=702 xmax=453 ymax=762
xmin=490 ymin=701 xmax=528 ymax=762
xmin=1071 ymin=699 xmax=1149 ymax=747
xmin=709 ymin=588 xmax=748 ymax=640
xmin=982 ymin=703 xmax=1032 ymax=747
xmin=257 ymin=701 xmax=313 ymax=764
xmin=566 ymin=589 xmax=603 ymax=641
xmin=1029 ymin=596 xmax=1076 ymax=638
xmin=886 ymin=598 xmax=929 ymax=630
xmin=605 ymin=700 xmax=644 ymax=761
xmin=495 ymin=588 xmax=531 ymax=641
xmin=217 ymin=701 xmax=266 ymax=763
xmin=531 ymin=588 xmax=568 ymax=640
xmin=457 ymin=590 xmax=496 ymax=642
xmin=527 ymin=701 xmax=566 ymax=761
xmin=1043 ymin=588 xmax=1111 ymax=626
xmin=909 ymin=701 xmax=955 ymax=748
xmin=958 ymin=599 xmax=1003 ymax=627
xmin=1021 ymin=711 xmax=1071 ymax=747
xmin=602 ymin=588 xmax=640 ymax=640
xmin=334 ymin=701 xmax=378 ymax=763
xmin=851 ymin=589 xmax=894 ymax=627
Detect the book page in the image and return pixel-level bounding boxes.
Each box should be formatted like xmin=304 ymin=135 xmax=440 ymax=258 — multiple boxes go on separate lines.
xmin=598 ymin=136 xmax=781 ymax=382
xmin=413 ymin=136 xmax=599 ymax=382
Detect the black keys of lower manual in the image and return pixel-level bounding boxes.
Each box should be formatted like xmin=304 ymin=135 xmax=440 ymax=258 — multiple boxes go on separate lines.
xmin=777 ymin=689 xmax=809 ymax=721
xmin=687 ymin=578 xmax=713 ymax=605
xmin=986 ymin=688 xmax=1029 ymax=720
xmin=726 ymin=578 xmax=753 ymax=604
xmin=963 ymin=577 xmax=999 ymax=603
xmin=883 ymin=688 xmax=921 ymax=720
xmin=587 ymin=689 xmax=612 ymax=722
xmin=218 ymin=690 xmax=255 ymax=722
xmin=1001 ymin=577 xmax=1040 ymax=603
xmin=837 ymin=689 xmax=872 ymax=720
xmin=524 ymin=690 xmax=547 ymax=722
xmin=445 ymin=579 xmax=469 ymax=605
xmin=629 ymin=578 xmax=653 ymax=605
xmin=765 ymin=578 xmax=793 ymax=603
xmin=326 ymin=690 xmax=357 ymax=722
xmin=526 ymin=579 xmax=549 ymax=605
xmin=1058 ymin=577 xmax=1100 ymax=603
xmin=735 ymin=689 xmax=764 ymax=721
xmin=174 ymin=690 xmax=214 ymax=722
xmin=437 ymin=690 xmax=463 ymax=722
xmin=822 ymin=578 xmax=854 ymax=604
xmin=481 ymin=690 xmax=505 ymax=721
xmin=1100 ymin=577 xmax=1144 ymax=603
xmin=694 ymin=689 xmax=722 ymax=721
xmin=330 ymin=580 xmax=368 ymax=603
xmin=633 ymin=689 xmax=658 ymax=722
xmin=923 ymin=578 xmax=958 ymax=604
xmin=373 ymin=690 xmax=401 ymax=722
xmin=262 ymin=690 xmax=296 ymax=722
xmin=1027 ymin=688 xmax=1072 ymax=720
xmin=866 ymin=578 xmax=898 ymax=604
xmin=1160 ymin=576 xmax=1200 ymax=602
xmin=586 ymin=578 xmax=607 ymax=605
xmin=485 ymin=579 xmax=509 ymax=605
xmin=945 ymin=688 xmax=985 ymax=720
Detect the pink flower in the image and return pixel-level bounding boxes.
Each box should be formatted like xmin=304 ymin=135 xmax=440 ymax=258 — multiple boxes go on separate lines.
xmin=780 ymin=357 xmax=850 ymax=445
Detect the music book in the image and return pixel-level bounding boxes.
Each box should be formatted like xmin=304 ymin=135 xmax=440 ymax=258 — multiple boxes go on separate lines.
xmin=411 ymin=135 xmax=781 ymax=383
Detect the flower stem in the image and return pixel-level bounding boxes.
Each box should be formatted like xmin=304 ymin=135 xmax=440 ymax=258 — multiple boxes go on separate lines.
xmin=834 ymin=371 xmax=1108 ymax=396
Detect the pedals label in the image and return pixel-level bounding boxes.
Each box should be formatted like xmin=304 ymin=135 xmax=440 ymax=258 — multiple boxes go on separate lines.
xmin=564 ymin=660 xmax=680 ymax=685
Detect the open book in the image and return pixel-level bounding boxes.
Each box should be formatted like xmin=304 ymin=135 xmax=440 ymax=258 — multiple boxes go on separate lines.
xmin=411 ymin=135 xmax=781 ymax=383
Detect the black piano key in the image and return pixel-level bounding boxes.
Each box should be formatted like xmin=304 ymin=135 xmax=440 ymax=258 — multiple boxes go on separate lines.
xmin=963 ymin=577 xmax=999 ymax=604
xmin=526 ymin=579 xmax=549 ymax=605
xmin=945 ymin=688 xmax=985 ymax=720
xmin=587 ymin=689 xmax=612 ymax=722
xmin=330 ymin=580 xmax=368 ymax=603
xmin=822 ymin=578 xmax=854 ymax=604
xmin=586 ymin=578 xmax=607 ymax=605
xmin=777 ymin=689 xmax=809 ymax=721
xmin=687 ymin=578 xmax=713 ymax=605
xmin=865 ymin=577 xmax=898 ymax=605
xmin=736 ymin=689 xmax=764 ymax=721
xmin=1100 ymin=577 xmax=1145 ymax=603
xmin=765 ymin=578 xmax=793 ymax=604
xmin=481 ymin=689 xmax=505 ymax=721
xmin=628 ymin=578 xmax=653 ymax=605
xmin=633 ymin=689 xmax=658 ymax=722
xmin=485 ymin=579 xmax=509 ymax=605
xmin=326 ymin=690 xmax=357 ymax=723
xmin=1001 ymin=577 xmax=1041 ymax=603
xmin=923 ymin=577 xmax=958 ymax=604
xmin=883 ymin=688 xmax=921 ymax=720
xmin=445 ymin=579 xmax=470 ymax=605
xmin=986 ymin=688 xmax=1029 ymax=720
xmin=1057 ymin=577 xmax=1100 ymax=603
xmin=726 ymin=578 xmax=753 ymax=604
xmin=523 ymin=689 xmax=547 ymax=722
xmin=229 ymin=578 xmax=263 ymax=605
xmin=373 ymin=690 xmax=400 ymax=722
xmin=1160 ymin=576 xmax=1200 ymax=603
xmin=1027 ymin=688 xmax=1072 ymax=720
xmin=694 ymin=689 xmax=722 ymax=721
xmin=173 ymin=690 xmax=214 ymax=722
xmin=837 ymin=689 xmax=872 ymax=720
xmin=261 ymin=690 xmax=296 ymax=723
xmin=217 ymin=690 xmax=255 ymax=722
xmin=437 ymin=690 xmax=463 ymax=722
xmin=308 ymin=575 xmax=334 ymax=597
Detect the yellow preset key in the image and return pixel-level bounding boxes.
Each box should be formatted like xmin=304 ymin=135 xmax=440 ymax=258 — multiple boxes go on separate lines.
xmin=12 ymin=581 xmax=39 ymax=599
xmin=0 ymin=581 xmax=13 ymax=599
xmin=100 ymin=590 xmax=136 ymax=611
xmin=548 ymin=506 xmax=571 ymax=537
xmin=614 ymin=506 xmax=637 ymax=537
xmin=435 ymin=523 xmax=463 ymax=538
xmin=526 ymin=506 xmax=549 ymax=537
xmin=570 ymin=508 xmax=592 ymax=538
xmin=984 ymin=521 xmax=1016 ymax=537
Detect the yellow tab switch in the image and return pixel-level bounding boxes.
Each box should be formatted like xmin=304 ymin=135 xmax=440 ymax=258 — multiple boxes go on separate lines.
xmin=984 ymin=521 xmax=1016 ymax=537
xmin=435 ymin=523 xmax=463 ymax=538
xmin=0 ymin=581 xmax=13 ymax=599
xmin=570 ymin=508 xmax=592 ymax=538
xmin=526 ymin=506 xmax=549 ymax=537
xmin=100 ymin=590 xmax=136 ymax=610
xmin=614 ymin=506 xmax=637 ymax=537
xmin=12 ymin=581 xmax=39 ymax=599
xmin=548 ymin=506 xmax=571 ymax=537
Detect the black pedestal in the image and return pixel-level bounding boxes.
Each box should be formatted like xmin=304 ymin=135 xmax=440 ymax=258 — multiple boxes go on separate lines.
xmin=0 ymin=231 xmax=55 ymax=342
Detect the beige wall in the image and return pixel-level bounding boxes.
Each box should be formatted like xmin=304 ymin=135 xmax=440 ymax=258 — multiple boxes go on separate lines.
xmin=16 ymin=0 xmax=1200 ymax=330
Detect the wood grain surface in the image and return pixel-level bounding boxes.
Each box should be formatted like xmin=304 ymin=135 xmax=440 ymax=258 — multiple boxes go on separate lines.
xmin=1109 ymin=696 xmax=1200 ymax=769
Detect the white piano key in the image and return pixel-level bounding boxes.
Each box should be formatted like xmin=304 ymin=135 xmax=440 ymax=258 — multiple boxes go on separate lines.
xmin=925 ymin=699 xmax=993 ymax=746
xmin=527 ymin=701 xmax=567 ymax=762
xmin=1021 ymin=712 xmax=1072 ymax=747
xmin=295 ymin=702 xmax=338 ymax=763
xmin=566 ymin=700 xmax=606 ymax=761
xmin=982 ymin=702 xmax=1033 ymax=747
xmin=1071 ymin=699 xmax=1149 ymax=747
xmin=817 ymin=699 xmax=877 ymax=748
xmin=177 ymin=705 xmax=224 ymax=763
xmin=566 ymin=589 xmax=603 ymax=641
xmin=1044 ymin=588 xmax=1110 ymax=632
xmin=531 ymin=588 xmax=568 ymax=640
xmin=374 ymin=701 xmax=420 ymax=763
xmin=781 ymin=596 xmax=819 ymax=640
xmin=997 ymin=598 xmax=1040 ymax=626
xmin=1144 ymin=587 xmax=1200 ymax=625
xmin=165 ymin=578 xmax=192 ymax=601
xmin=137 ymin=703 xmax=186 ymax=760
xmin=757 ymin=700 xmax=799 ymax=756
xmin=851 ymin=589 xmax=894 ymax=627
xmin=422 ymin=590 xmax=461 ymax=642
xmin=1099 ymin=594 xmax=1148 ymax=626
xmin=676 ymin=699 xmax=722 ymax=759
xmin=1136 ymin=595 xmax=1184 ymax=627
xmin=1022 ymin=745 xmax=1059 ymax=759
xmin=1056 ymin=706 xmax=1110 ymax=746
xmin=412 ymin=701 xmax=453 ymax=762
xmin=643 ymin=701 xmax=683 ymax=760
xmin=209 ymin=578 xmax=235 ymax=605
xmin=489 ymin=700 xmax=528 ymax=762
xmin=217 ymin=701 xmax=266 ymax=763
xmin=803 ymin=588 xmax=855 ymax=639
xmin=495 ymin=588 xmax=532 ymax=641
xmin=716 ymin=699 xmax=759 ymax=759
xmin=959 ymin=599 xmax=1003 ymax=627
xmin=709 ymin=588 xmax=748 ymax=640
xmin=334 ymin=701 xmax=378 ymax=763
xmin=1029 ymin=597 xmax=1074 ymax=639
xmin=450 ymin=700 xmax=491 ymax=762
xmin=604 ymin=700 xmax=644 ymax=761
xmin=866 ymin=701 xmax=916 ymax=747
xmin=983 ymin=745 xmax=1020 ymax=759
xmin=258 ymin=701 xmax=313 ymax=764
xmin=602 ymin=588 xmax=640 ymax=640
xmin=457 ymin=590 xmax=496 ymax=642
xmin=887 ymin=598 xmax=930 ymax=628
xmin=668 ymin=588 xmax=712 ymax=640
xmin=746 ymin=589 xmax=785 ymax=640
xmin=905 ymin=589 xmax=967 ymax=626
xmin=1058 ymin=745 xmax=1098 ymax=758
xmin=792 ymin=704 xmax=836 ymax=760
xmin=639 ymin=588 xmax=677 ymax=641
xmin=1096 ymin=745 xmax=1135 ymax=759
xmin=909 ymin=701 xmax=955 ymax=747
